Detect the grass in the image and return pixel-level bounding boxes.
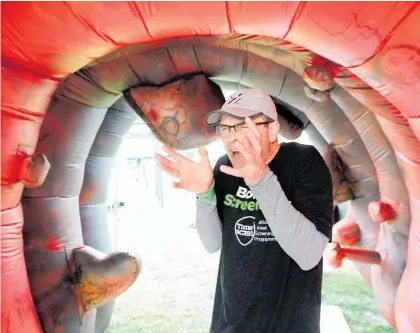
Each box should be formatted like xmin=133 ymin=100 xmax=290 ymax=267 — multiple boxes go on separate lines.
xmin=104 ymin=185 xmax=395 ymax=333
xmin=321 ymin=265 xmax=395 ymax=333
xmin=105 ymin=229 xmax=395 ymax=333
xmin=105 ymin=264 xmax=395 ymax=333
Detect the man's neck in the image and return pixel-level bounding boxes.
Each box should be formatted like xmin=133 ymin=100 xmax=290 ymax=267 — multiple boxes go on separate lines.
xmin=265 ymin=142 xmax=281 ymax=164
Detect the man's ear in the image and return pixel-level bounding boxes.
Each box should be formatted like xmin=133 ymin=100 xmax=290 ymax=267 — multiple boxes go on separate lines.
xmin=269 ymin=121 xmax=280 ymax=143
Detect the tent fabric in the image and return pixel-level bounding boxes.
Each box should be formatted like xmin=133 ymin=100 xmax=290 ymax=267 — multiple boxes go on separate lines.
xmin=1 ymin=2 xmax=420 ymax=333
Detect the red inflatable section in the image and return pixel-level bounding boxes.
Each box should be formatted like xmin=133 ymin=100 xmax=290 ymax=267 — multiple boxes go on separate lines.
xmin=1 ymin=2 xmax=420 ymax=333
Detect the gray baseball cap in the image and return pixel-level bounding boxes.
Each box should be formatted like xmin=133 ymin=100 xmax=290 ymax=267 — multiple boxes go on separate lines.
xmin=204 ymin=88 xmax=278 ymax=126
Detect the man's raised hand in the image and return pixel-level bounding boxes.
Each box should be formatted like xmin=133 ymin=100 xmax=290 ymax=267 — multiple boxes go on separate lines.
xmin=220 ymin=117 xmax=268 ymax=185
xmin=155 ymin=145 xmax=214 ymax=194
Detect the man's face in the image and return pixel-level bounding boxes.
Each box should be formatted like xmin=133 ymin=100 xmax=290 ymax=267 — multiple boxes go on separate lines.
xmin=219 ymin=114 xmax=279 ymax=169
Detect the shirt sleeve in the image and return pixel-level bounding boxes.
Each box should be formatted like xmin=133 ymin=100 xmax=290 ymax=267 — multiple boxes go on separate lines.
xmin=194 ymin=159 xmax=224 ymax=253
xmin=195 ymin=193 xmax=223 ymax=253
xmin=290 ymin=145 xmax=334 ymax=241
xmin=248 ymin=145 xmax=333 ymax=270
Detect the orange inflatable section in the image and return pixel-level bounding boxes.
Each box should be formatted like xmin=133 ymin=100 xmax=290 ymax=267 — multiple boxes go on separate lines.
xmin=1 ymin=2 xmax=420 ymax=333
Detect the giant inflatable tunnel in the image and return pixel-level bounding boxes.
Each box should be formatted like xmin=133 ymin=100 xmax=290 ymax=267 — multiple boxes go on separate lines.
xmin=1 ymin=2 xmax=420 ymax=333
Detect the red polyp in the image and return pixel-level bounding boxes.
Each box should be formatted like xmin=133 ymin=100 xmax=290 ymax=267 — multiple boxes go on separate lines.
xmin=324 ymin=242 xmax=345 ymax=269
xmin=338 ymin=247 xmax=383 ymax=265
xmin=332 ymin=216 xmax=361 ymax=246
xmin=369 ymin=200 xmax=397 ymax=223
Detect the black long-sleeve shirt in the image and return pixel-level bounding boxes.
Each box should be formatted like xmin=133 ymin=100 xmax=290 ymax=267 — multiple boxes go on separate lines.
xmin=195 ymin=142 xmax=333 ymax=333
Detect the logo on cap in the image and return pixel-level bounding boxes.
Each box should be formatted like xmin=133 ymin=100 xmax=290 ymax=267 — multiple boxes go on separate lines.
xmin=226 ymin=93 xmax=244 ymax=105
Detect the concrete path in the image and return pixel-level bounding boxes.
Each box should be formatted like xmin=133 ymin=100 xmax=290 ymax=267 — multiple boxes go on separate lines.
xmin=321 ymin=305 xmax=352 ymax=333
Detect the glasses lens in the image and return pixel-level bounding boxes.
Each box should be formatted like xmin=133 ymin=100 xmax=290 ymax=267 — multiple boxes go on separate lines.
xmin=216 ymin=126 xmax=229 ymax=137
xmin=236 ymin=124 xmax=248 ymax=133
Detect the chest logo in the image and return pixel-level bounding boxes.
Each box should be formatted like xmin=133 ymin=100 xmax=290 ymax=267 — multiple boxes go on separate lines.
xmin=234 ymin=216 xmax=256 ymax=246
xmin=236 ymin=186 xmax=256 ymax=199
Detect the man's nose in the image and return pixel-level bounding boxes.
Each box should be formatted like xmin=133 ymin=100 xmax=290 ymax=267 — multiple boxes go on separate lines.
xmin=225 ymin=130 xmax=238 ymax=142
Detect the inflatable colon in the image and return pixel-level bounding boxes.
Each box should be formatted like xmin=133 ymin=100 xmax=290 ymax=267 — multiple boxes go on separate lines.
xmin=1 ymin=2 xmax=419 ymax=333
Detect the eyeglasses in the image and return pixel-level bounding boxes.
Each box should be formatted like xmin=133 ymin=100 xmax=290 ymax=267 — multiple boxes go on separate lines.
xmin=215 ymin=120 xmax=273 ymax=137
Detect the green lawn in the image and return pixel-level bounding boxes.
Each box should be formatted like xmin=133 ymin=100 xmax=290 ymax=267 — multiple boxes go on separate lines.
xmin=105 ymin=240 xmax=394 ymax=333
xmin=321 ymin=266 xmax=395 ymax=333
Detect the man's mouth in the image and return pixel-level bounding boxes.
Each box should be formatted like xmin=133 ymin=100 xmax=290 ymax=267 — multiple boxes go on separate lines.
xmin=230 ymin=150 xmax=242 ymax=158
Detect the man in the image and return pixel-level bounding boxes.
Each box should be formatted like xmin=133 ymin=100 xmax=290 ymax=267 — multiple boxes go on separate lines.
xmin=155 ymin=88 xmax=333 ymax=333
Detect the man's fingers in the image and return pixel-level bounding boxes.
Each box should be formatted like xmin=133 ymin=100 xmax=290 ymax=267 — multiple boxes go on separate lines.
xmin=235 ymin=138 xmax=254 ymax=162
xmin=155 ymin=153 xmax=177 ymax=169
xmin=199 ymin=146 xmax=208 ymax=157
xmin=245 ymin=117 xmax=261 ymax=139
xmin=155 ymin=153 xmax=180 ymax=178
xmin=245 ymin=129 xmax=262 ymax=154
xmin=242 ymin=117 xmax=262 ymax=154
xmin=160 ymin=164 xmax=180 ymax=179
xmin=162 ymin=145 xmax=187 ymax=163
xmin=220 ymin=165 xmax=244 ymax=178
xmin=198 ymin=146 xmax=211 ymax=165
xmin=172 ymin=181 xmax=186 ymax=189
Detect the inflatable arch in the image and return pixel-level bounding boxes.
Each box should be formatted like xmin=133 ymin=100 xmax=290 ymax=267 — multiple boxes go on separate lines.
xmin=1 ymin=2 xmax=420 ymax=333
